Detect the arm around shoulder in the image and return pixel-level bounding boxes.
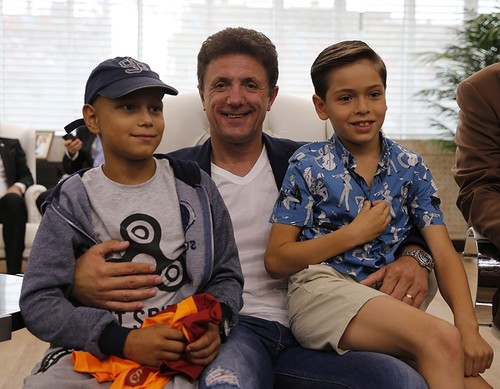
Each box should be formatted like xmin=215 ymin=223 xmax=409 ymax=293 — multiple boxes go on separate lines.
xmin=20 ymin=206 xmax=117 ymax=358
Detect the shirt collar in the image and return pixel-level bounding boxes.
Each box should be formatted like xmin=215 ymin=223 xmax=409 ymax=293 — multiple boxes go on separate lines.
xmin=329 ymin=132 xmax=393 ymax=172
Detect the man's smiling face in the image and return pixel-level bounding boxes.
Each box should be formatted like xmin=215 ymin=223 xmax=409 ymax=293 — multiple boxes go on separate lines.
xmin=199 ymin=53 xmax=277 ymax=146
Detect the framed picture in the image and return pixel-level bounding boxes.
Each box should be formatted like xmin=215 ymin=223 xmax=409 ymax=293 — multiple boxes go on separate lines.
xmin=35 ymin=131 xmax=54 ymax=159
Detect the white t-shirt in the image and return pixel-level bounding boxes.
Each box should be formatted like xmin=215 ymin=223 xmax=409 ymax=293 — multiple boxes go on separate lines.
xmin=211 ymin=147 xmax=289 ymax=326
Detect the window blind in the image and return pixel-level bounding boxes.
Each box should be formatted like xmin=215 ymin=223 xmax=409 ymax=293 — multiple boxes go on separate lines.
xmin=0 ymin=0 xmax=498 ymax=138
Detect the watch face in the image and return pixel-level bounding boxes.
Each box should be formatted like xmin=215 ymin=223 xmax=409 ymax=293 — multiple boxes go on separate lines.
xmin=417 ymin=252 xmax=433 ymax=268
xmin=223 ymin=319 xmax=230 ymax=336
xmin=402 ymin=250 xmax=433 ymax=270
xmin=220 ymin=318 xmax=230 ymax=343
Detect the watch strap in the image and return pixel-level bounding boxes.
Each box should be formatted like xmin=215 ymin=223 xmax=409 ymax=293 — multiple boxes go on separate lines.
xmin=400 ymin=250 xmax=434 ymax=272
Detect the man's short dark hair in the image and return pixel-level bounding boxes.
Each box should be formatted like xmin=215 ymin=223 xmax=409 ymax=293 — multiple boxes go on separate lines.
xmin=197 ymin=27 xmax=279 ymax=95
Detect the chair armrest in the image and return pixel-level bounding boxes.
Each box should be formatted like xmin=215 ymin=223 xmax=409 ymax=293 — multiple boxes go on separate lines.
xmin=25 ymin=184 xmax=47 ymax=223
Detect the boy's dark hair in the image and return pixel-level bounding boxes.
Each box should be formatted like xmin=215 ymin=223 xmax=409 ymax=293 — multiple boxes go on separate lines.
xmin=311 ymin=40 xmax=387 ymax=100
xmin=197 ymin=27 xmax=279 ymax=95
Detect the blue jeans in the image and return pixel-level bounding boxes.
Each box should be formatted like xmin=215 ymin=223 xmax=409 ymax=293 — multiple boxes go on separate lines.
xmin=198 ymin=315 xmax=427 ymax=389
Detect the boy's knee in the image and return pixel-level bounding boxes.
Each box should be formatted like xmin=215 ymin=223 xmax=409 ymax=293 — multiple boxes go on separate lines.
xmin=427 ymin=320 xmax=462 ymax=358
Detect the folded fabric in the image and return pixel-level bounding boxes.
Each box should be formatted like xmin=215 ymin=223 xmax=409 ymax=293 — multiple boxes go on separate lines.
xmin=72 ymin=293 xmax=222 ymax=389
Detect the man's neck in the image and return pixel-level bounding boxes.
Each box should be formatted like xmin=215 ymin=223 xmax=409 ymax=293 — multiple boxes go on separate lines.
xmin=210 ymin=135 xmax=264 ymax=177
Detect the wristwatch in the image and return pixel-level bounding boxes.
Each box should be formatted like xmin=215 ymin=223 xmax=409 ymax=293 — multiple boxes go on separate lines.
xmin=219 ymin=315 xmax=230 ymax=343
xmin=400 ymin=250 xmax=434 ymax=272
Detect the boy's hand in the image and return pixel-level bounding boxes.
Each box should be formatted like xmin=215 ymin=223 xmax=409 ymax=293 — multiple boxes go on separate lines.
xmin=350 ymin=200 xmax=391 ymax=244
xmin=460 ymin=329 xmax=494 ymax=376
xmin=123 ymin=325 xmax=187 ymax=367
xmin=72 ymin=240 xmax=162 ymax=311
xmin=185 ymin=322 xmax=221 ymax=366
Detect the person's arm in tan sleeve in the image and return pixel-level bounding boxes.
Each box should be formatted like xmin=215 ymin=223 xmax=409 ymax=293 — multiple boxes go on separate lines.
xmin=452 ymin=69 xmax=500 ymax=249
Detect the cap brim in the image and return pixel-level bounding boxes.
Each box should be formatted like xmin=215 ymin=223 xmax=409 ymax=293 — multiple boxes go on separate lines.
xmin=98 ymin=76 xmax=178 ymax=99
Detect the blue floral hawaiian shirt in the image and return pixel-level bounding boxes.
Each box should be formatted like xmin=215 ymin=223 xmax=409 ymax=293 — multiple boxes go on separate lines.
xmin=270 ymin=133 xmax=444 ymax=281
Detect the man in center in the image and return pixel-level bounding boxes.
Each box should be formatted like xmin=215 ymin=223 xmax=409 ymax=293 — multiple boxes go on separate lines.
xmin=73 ymin=27 xmax=433 ymax=388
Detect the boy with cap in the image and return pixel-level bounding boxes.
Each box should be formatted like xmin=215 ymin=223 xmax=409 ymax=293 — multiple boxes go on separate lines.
xmin=20 ymin=56 xmax=243 ymax=388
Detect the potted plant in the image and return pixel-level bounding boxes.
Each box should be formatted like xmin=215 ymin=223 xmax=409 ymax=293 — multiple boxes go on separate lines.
xmin=415 ymin=11 xmax=500 ymax=150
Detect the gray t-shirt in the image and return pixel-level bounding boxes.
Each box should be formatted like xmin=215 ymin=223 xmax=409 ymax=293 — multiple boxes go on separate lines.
xmin=82 ymin=158 xmax=185 ymax=327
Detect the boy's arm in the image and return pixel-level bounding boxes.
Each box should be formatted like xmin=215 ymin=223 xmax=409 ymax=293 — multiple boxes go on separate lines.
xmin=265 ymin=200 xmax=390 ymax=279
xmin=422 ymin=225 xmax=494 ymax=376
xmin=20 ymin=208 xmax=118 ymax=359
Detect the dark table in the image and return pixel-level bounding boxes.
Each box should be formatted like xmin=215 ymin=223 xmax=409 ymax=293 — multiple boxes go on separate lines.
xmin=0 ymin=274 xmax=24 ymax=341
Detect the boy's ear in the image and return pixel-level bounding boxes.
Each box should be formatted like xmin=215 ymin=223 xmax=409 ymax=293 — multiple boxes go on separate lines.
xmin=82 ymin=104 xmax=100 ymax=135
xmin=312 ymin=94 xmax=329 ymax=121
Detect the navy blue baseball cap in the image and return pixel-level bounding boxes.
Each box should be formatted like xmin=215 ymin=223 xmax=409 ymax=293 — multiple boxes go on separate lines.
xmin=65 ymin=56 xmax=178 ymax=133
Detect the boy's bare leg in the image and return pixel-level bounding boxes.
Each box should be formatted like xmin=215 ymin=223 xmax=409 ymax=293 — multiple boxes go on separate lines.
xmin=339 ymin=295 xmax=465 ymax=389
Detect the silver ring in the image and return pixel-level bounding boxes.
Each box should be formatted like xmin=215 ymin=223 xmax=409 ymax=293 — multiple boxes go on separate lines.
xmin=405 ymin=293 xmax=413 ymax=300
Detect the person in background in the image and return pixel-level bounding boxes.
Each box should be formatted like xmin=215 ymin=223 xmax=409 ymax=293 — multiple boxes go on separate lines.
xmin=62 ymin=124 xmax=104 ymax=174
xmin=35 ymin=124 xmax=104 ymax=212
xmin=20 ymin=56 xmax=243 ymax=387
xmin=452 ymin=62 xmax=500 ymax=333
xmin=265 ymin=40 xmax=493 ymax=388
xmin=452 ymin=63 xmax=500 ymax=250
xmin=0 ymin=136 xmax=33 ymax=274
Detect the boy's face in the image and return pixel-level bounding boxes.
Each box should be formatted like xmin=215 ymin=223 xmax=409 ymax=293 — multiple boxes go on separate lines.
xmin=313 ymin=59 xmax=387 ymax=151
xmin=84 ymin=87 xmax=165 ymax=164
xmin=198 ymin=53 xmax=278 ymax=146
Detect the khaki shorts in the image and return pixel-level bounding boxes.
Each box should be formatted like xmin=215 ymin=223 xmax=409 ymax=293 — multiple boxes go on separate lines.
xmin=288 ymin=264 xmax=386 ymax=354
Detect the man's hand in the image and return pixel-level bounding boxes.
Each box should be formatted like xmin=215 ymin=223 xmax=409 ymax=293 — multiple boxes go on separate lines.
xmin=185 ymin=322 xmax=221 ymax=366
xmin=360 ymin=255 xmax=429 ymax=308
xmin=72 ymin=240 xmax=162 ymax=311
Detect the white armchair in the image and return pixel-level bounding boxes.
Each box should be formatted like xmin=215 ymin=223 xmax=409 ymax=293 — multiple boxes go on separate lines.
xmin=158 ymin=92 xmax=333 ymax=153
xmin=0 ymin=123 xmax=47 ymax=263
